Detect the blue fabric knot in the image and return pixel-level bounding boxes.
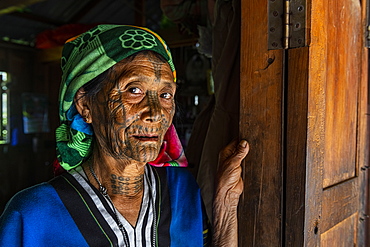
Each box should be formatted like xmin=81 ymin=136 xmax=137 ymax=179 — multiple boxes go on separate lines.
xmin=68 ymin=106 xmax=93 ymax=135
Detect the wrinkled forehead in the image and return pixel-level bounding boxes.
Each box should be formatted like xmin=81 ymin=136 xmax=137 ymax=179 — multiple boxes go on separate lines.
xmin=108 ymin=51 xmax=175 ymax=82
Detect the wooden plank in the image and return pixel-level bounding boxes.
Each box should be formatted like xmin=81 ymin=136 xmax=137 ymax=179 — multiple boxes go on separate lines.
xmin=357 ymin=1 xmax=370 ymax=246
xmin=10 ymin=12 xmax=63 ymax=26
xmin=239 ymin=0 xmax=283 ymax=246
xmin=0 ymin=41 xmax=35 ymax=52
xmin=305 ymin=0 xmax=364 ymax=245
xmin=68 ymin=0 xmax=101 ymax=24
xmin=321 ymin=213 xmax=357 ymax=247
xmin=0 ymin=0 xmax=44 ymax=9
xmin=321 ymin=178 xmax=359 ymax=232
xmin=322 ymin=0 xmax=361 ymax=188
xmin=284 ymin=47 xmax=309 ymax=247
xmin=0 ymin=0 xmax=45 ymax=15
xmin=303 ymin=0 xmax=328 ymax=245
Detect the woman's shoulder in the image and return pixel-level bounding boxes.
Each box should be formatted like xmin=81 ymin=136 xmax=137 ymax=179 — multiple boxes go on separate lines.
xmin=2 ymin=182 xmax=60 ymax=216
xmin=0 ymin=179 xmax=90 ymax=246
xmin=151 ymin=166 xmax=199 ymax=188
xmin=152 ymin=165 xmax=194 ymax=178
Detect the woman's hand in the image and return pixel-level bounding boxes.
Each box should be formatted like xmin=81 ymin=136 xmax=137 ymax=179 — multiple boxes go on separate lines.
xmin=213 ymin=139 xmax=249 ymax=247
xmin=215 ymin=139 xmax=249 ymax=207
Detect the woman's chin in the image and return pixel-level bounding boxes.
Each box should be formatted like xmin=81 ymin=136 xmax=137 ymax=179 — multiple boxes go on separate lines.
xmin=127 ymin=146 xmax=160 ymax=163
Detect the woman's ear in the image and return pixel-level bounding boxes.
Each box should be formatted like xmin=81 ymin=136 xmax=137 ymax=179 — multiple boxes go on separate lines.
xmin=74 ymin=88 xmax=92 ymax=123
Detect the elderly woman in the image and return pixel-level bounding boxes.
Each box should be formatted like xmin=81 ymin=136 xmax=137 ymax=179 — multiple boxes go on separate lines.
xmin=0 ymin=25 xmax=249 ymax=246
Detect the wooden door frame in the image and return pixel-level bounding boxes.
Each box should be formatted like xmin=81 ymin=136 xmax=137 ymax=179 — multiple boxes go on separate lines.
xmin=239 ymin=0 xmax=369 ymax=246
xmin=239 ymin=0 xmax=284 ymax=245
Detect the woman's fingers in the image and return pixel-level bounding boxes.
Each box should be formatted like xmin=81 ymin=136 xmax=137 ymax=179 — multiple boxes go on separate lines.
xmin=219 ymin=140 xmax=238 ymax=163
xmin=233 ymin=140 xmax=249 ymax=161
xmin=215 ymin=140 xmax=249 ymax=209
xmin=219 ymin=140 xmax=249 ymax=169
xmin=217 ymin=140 xmax=249 ymax=186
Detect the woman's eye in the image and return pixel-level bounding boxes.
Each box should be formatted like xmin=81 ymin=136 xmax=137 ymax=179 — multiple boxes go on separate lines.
xmin=128 ymin=87 xmax=142 ymax=94
xmin=160 ymin=93 xmax=173 ymax=99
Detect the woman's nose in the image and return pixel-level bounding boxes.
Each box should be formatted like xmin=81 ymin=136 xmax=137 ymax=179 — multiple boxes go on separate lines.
xmin=140 ymin=90 xmax=162 ymax=123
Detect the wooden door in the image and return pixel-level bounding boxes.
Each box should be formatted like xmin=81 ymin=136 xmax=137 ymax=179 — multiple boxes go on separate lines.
xmin=239 ymin=0 xmax=369 ymax=246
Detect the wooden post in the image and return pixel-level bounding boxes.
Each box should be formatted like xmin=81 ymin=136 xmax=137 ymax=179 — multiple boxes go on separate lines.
xmin=239 ymin=0 xmax=284 ymax=245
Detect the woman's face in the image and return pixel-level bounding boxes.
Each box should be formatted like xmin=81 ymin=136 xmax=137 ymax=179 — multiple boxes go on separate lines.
xmin=89 ymin=53 xmax=176 ymax=162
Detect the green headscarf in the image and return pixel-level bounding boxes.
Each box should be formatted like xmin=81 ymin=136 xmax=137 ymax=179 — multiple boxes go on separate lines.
xmin=56 ymin=24 xmax=176 ymax=170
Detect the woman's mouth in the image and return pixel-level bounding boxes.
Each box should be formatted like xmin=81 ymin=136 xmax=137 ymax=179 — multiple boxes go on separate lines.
xmin=132 ymin=135 xmax=159 ymax=142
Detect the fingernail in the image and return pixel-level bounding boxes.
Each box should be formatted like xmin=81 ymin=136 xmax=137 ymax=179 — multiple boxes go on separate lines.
xmin=240 ymin=140 xmax=248 ymax=148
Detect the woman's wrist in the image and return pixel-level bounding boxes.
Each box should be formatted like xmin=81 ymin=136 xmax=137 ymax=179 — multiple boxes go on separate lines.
xmin=212 ymin=198 xmax=239 ymax=247
xmin=214 ymin=184 xmax=242 ymax=209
